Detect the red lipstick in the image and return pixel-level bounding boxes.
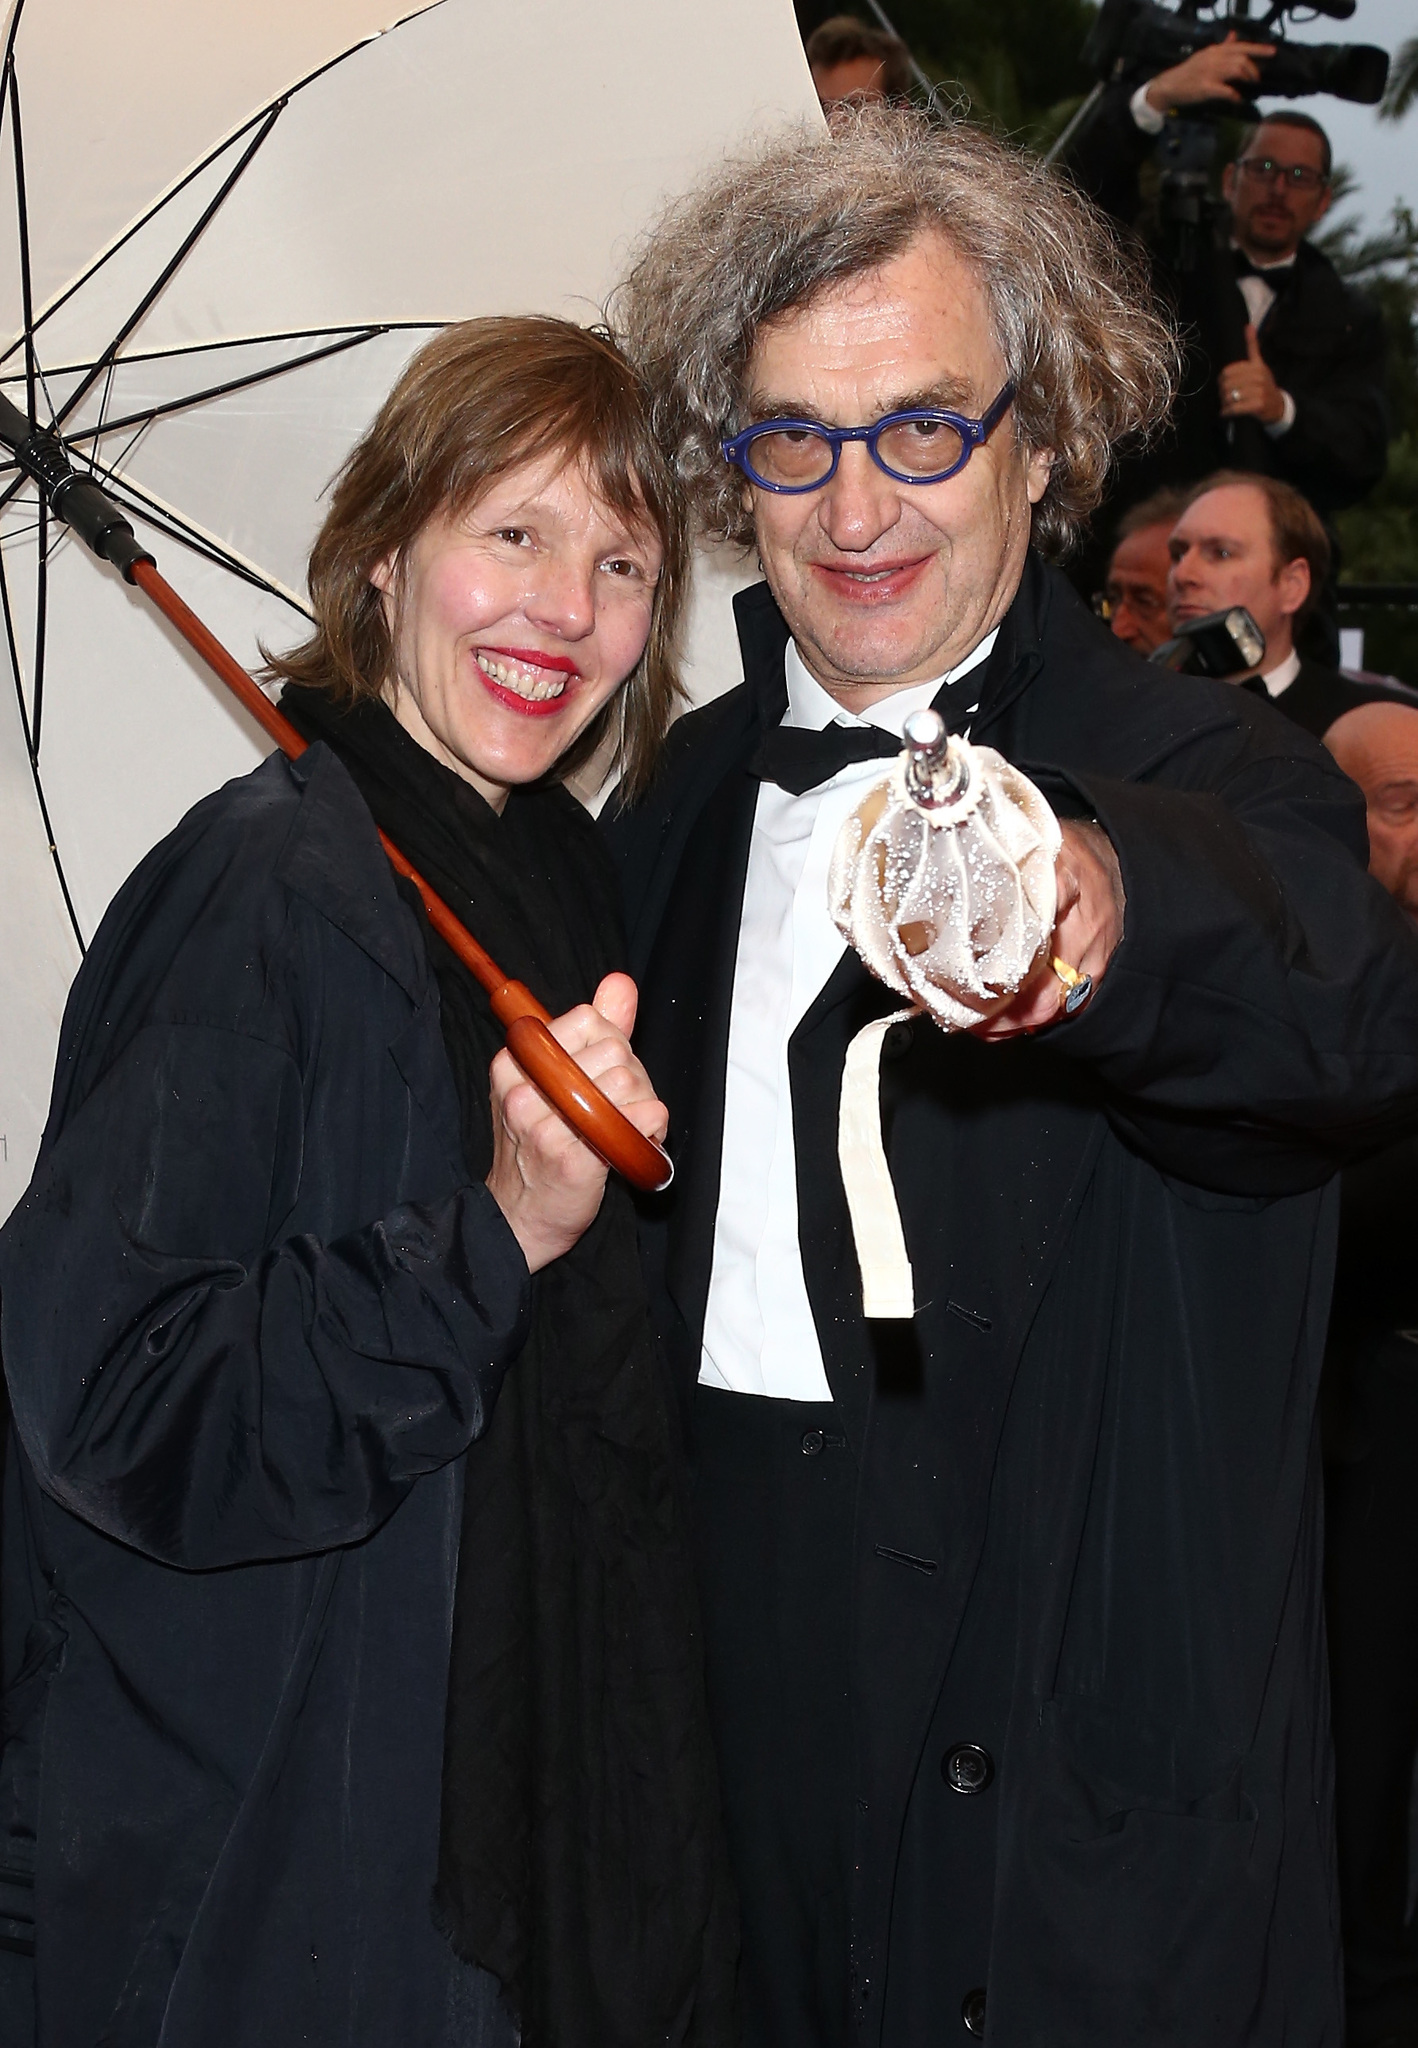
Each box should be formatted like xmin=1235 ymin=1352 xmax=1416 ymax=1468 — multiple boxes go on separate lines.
xmin=471 ymin=644 xmax=580 ymax=720
xmin=480 ymin=645 xmax=582 ymax=676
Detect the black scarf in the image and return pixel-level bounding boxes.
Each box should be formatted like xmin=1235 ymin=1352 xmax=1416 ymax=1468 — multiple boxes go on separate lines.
xmin=280 ymin=688 xmax=737 ymax=2048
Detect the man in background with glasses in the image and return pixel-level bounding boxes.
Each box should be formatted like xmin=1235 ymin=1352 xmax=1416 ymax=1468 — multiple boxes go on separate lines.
xmin=1212 ymin=109 xmax=1384 ymax=505
xmin=1095 ymin=486 xmax=1187 ymax=654
xmin=1071 ymin=61 xmax=1388 ymax=530
xmin=610 ymin=106 xmax=1418 ymax=2046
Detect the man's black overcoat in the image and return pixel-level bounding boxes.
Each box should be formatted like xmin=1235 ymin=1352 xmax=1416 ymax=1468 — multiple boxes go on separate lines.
xmin=604 ymin=558 xmax=1418 ymax=2045
xmin=0 ymin=744 xmax=528 ymax=2047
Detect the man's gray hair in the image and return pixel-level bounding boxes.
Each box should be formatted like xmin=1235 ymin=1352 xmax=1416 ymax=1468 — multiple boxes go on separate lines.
xmin=612 ymin=106 xmax=1179 ymax=559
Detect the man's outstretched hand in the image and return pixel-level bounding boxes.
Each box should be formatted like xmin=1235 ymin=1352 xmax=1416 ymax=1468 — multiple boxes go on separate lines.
xmin=970 ymin=821 xmax=1126 ymax=1042
xmin=485 ymin=971 xmax=669 ymax=1273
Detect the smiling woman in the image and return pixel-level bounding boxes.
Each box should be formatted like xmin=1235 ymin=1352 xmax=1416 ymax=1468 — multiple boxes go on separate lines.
xmin=268 ymin=316 xmax=684 ymax=803
xmin=0 ymin=318 xmax=731 ymax=2048
xmin=368 ymin=460 xmax=663 ymax=804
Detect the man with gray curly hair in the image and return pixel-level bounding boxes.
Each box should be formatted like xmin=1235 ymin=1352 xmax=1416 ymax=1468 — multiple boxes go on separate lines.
xmin=607 ymin=107 xmax=1418 ymax=2047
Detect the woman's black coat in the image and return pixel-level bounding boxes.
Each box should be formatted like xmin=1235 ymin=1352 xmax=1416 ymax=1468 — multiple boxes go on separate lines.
xmin=0 ymin=742 xmax=529 ymax=2046
xmin=605 ymin=557 xmax=1418 ymax=2045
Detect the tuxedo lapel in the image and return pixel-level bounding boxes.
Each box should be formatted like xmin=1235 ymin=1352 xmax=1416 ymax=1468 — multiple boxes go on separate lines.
xmin=789 ymin=945 xmax=903 ymax=1445
xmin=643 ymin=759 xmax=761 ymax=1343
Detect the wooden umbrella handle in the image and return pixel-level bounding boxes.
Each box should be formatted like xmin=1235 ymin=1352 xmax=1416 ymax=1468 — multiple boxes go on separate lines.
xmin=503 ymin=1013 xmax=672 ymax=1192
xmin=128 ymin=560 xmax=674 ymax=1194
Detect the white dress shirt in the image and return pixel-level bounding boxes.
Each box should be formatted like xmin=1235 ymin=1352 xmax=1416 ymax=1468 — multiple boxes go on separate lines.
xmin=1259 ymin=647 xmax=1301 ymax=699
xmin=698 ymin=629 xmax=998 ymax=1401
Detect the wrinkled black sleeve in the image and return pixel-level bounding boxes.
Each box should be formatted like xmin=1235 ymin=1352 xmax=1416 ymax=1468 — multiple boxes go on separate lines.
xmin=0 ymin=1020 xmax=529 ymax=1570
xmin=1050 ymin=735 xmax=1418 ymax=1194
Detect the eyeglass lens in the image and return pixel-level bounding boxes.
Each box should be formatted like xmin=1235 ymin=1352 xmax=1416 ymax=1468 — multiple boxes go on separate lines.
xmin=747 ymin=427 xmax=836 ymax=487
xmin=876 ymin=416 xmax=966 ymax=477
xmin=1239 ymin=157 xmax=1325 ymax=191
xmin=745 ymin=414 xmax=967 ymax=486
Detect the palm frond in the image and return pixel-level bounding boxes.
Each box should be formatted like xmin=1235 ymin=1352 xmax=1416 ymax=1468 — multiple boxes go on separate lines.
xmin=1314 ymin=201 xmax=1418 ymax=284
xmin=1380 ymin=36 xmax=1418 ymax=121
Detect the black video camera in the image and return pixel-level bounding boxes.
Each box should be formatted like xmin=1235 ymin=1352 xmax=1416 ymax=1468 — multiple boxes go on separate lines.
xmin=1083 ymin=0 xmax=1389 ymax=108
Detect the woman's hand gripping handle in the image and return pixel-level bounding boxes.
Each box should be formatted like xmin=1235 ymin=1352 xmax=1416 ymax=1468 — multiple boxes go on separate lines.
xmin=485 ymin=972 xmax=671 ymax=1272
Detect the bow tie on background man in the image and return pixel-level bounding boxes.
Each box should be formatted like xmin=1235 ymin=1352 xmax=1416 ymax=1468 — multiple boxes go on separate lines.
xmin=1232 ymin=247 xmax=1295 ymax=286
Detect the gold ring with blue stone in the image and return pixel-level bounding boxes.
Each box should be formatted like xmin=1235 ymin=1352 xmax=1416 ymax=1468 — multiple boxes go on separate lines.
xmin=1051 ymin=956 xmax=1094 ymax=1015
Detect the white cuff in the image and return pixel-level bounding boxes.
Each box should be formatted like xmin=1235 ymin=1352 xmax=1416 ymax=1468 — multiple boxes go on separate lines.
xmin=1264 ymin=389 xmax=1297 ymax=437
xmin=1130 ymin=82 xmax=1166 ymax=134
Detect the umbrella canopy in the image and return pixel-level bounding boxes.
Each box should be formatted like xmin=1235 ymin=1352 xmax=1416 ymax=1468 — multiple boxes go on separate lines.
xmin=0 ymin=0 xmax=819 ymax=1215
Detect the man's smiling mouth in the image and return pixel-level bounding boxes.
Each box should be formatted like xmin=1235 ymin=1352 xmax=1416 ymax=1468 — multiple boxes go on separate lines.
xmin=813 ymin=555 xmax=931 ymax=592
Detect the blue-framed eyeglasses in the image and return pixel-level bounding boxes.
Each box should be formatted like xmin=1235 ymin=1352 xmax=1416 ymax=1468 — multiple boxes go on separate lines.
xmin=721 ymin=382 xmax=1016 ymax=493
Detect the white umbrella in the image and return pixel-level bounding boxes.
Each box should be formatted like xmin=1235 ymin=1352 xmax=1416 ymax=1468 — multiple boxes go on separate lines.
xmin=0 ymin=0 xmax=820 ymax=1215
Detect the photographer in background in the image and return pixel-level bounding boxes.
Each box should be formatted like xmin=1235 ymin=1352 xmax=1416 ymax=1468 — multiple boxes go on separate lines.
xmin=1071 ymin=49 xmax=1388 ymax=522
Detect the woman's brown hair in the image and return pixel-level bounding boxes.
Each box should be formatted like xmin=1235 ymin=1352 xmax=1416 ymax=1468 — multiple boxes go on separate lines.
xmin=266 ymin=316 xmax=686 ymax=798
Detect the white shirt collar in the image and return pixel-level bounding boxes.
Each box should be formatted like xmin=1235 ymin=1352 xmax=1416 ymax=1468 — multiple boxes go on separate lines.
xmin=783 ymin=626 xmax=1000 ymax=738
xmin=1261 ymin=647 xmax=1302 ymax=698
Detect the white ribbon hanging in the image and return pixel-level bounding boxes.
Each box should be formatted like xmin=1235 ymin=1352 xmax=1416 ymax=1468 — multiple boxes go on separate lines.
xmin=837 ymin=1007 xmax=920 ymax=1319
xmin=829 ymin=734 xmax=1061 ymax=1319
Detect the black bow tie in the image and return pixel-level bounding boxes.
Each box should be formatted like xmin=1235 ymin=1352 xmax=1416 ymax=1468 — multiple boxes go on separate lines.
xmin=1233 ymin=248 xmax=1294 ymax=287
xmin=748 ymin=719 xmax=901 ymax=796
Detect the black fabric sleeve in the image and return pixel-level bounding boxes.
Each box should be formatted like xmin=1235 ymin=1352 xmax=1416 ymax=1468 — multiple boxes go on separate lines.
xmin=1045 ymin=747 xmax=1418 ymax=1194
xmin=0 ymin=1021 xmax=529 ymax=1569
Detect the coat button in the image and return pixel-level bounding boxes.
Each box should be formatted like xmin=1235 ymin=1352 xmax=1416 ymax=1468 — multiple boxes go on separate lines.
xmin=961 ymin=1986 xmax=987 ymax=2035
xmin=942 ymin=1743 xmax=994 ymax=1796
xmin=883 ymin=1020 xmax=914 ymax=1059
xmin=801 ymin=1428 xmax=825 ymax=1456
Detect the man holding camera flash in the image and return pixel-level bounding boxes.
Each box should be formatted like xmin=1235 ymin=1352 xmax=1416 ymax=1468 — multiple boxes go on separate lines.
xmin=1162 ymin=469 xmax=1355 ymax=730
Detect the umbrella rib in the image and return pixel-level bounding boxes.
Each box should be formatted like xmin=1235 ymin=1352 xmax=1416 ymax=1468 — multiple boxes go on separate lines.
xmin=0 ymin=101 xmax=279 ymax=366
xmin=65 ymin=327 xmax=388 ymax=446
xmin=0 ymin=451 xmax=313 ymax=617
xmin=52 ymin=101 xmax=288 ymax=436
xmin=31 ymin=490 xmax=44 ymax=751
xmin=5 ymin=58 xmax=36 ymax=421
xmin=0 ymin=1 xmax=445 ymax=369
xmin=81 ymin=462 xmax=312 ymax=616
xmin=0 ymin=498 xmax=34 ymax=747
xmin=0 ymin=0 xmax=26 ymax=81
xmin=14 ymin=321 xmax=438 ymax=377
xmin=0 ymin=543 xmax=85 ymax=953
xmin=96 ymin=356 xmax=117 ymax=441
xmin=0 ymin=326 xmax=393 ymax=515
